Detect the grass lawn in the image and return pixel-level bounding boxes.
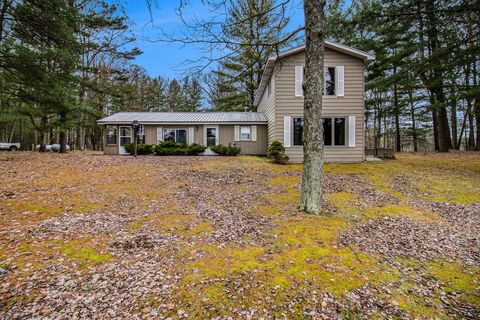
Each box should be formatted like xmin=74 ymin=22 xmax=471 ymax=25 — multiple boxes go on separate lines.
xmin=0 ymin=152 xmax=479 ymax=319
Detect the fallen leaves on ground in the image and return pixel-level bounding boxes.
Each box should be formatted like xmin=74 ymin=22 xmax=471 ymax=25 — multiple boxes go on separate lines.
xmin=0 ymin=151 xmax=479 ymax=319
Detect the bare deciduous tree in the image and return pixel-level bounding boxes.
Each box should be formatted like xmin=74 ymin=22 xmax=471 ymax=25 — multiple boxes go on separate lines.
xmin=152 ymin=0 xmax=326 ymax=213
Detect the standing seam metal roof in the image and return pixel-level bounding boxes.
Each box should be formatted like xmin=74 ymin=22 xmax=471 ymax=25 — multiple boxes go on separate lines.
xmin=97 ymin=112 xmax=268 ymax=124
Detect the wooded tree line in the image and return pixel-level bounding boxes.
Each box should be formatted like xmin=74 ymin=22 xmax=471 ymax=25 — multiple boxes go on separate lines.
xmin=0 ymin=0 xmax=204 ymax=151
xmin=325 ymin=0 xmax=480 ymax=152
xmin=1 ymin=0 xmax=478 ymax=153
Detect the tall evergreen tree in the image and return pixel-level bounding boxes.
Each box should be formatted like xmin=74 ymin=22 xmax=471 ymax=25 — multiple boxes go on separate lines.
xmin=2 ymin=0 xmax=81 ymax=152
xmin=167 ymin=79 xmax=183 ymax=111
xmin=213 ymin=0 xmax=291 ymax=111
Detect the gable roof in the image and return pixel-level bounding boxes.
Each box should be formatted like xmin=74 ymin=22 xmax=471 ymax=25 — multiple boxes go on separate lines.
xmin=97 ymin=112 xmax=268 ymax=124
xmin=253 ymin=39 xmax=375 ymax=106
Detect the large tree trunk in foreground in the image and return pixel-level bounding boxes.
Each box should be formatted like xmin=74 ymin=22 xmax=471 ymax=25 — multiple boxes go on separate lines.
xmin=300 ymin=0 xmax=325 ymax=214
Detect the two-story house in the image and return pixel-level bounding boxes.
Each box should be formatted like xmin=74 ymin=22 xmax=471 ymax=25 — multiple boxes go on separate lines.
xmin=254 ymin=41 xmax=375 ymax=163
xmin=97 ymin=40 xmax=374 ymax=163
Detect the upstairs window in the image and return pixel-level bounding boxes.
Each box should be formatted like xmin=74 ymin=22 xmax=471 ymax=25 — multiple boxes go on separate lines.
xmin=295 ymin=66 xmax=341 ymax=97
xmin=324 ymin=67 xmax=335 ymax=96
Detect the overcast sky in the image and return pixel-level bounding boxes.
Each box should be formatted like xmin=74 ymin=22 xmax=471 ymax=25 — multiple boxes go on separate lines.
xmin=121 ymin=0 xmax=306 ymax=79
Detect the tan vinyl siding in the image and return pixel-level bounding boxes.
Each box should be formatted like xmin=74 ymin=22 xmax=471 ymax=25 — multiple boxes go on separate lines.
xmin=256 ymin=75 xmax=276 ymax=144
xmin=103 ymin=125 xmax=118 ymax=154
xmin=273 ymin=48 xmax=365 ymax=163
xmin=219 ymin=124 xmax=268 ymax=155
xmin=103 ymin=145 xmax=118 ymax=154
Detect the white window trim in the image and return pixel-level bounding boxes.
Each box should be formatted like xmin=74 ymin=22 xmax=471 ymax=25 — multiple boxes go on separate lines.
xmin=163 ymin=128 xmax=189 ymax=144
xmin=348 ymin=116 xmax=355 ymax=148
xmin=156 ymin=127 xmax=163 ymax=143
xmin=283 ymin=116 xmax=291 ymax=147
xmin=240 ymin=125 xmax=251 ymax=141
xmin=295 ymin=66 xmax=303 ymax=97
xmin=251 ymin=125 xmax=257 ymax=142
xmin=337 ymin=66 xmax=344 ymax=97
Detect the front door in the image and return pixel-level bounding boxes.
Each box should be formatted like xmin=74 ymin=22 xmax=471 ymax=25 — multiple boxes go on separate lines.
xmin=119 ymin=126 xmax=132 ymax=155
xmin=205 ymin=126 xmax=218 ymax=147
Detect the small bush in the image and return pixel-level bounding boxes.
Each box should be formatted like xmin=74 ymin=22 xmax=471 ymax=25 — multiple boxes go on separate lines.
xmin=267 ymin=141 xmax=289 ymax=164
xmin=210 ymin=144 xmax=241 ymax=156
xmin=153 ymin=141 xmax=206 ymax=156
xmin=124 ymin=143 xmax=154 ymax=155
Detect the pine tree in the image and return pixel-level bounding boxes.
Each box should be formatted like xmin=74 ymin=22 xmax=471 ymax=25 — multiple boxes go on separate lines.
xmin=167 ymin=79 xmax=183 ymax=112
xmin=2 ymin=0 xmax=81 ymax=152
xmin=185 ymin=77 xmax=203 ymax=111
xmin=212 ymin=0 xmax=291 ymax=111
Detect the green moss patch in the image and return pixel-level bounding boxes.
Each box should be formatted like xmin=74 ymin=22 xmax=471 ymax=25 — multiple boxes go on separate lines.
xmin=62 ymin=240 xmax=112 ymax=266
xmin=365 ymin=204 xmax=438 ymax=223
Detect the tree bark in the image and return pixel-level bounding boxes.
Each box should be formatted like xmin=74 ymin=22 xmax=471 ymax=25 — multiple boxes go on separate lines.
xmin=472 ymin=61 xmax=480 ymax=151
xmin=465 ymin=64 xmax=475 ymax=150
xmin=408 ymin=89 xmax=418 ymax=152
xmin=38 ymin=115 xmax=47 ymax=152
xmin=425 ymin=0 xmax=451 ymax=152
xmin=393 ymin=63 xmax=401 ymax=152
xmin=299 ymin=0 xmax=326 ymax=214
xmin=450 ymin=95 xmax=457 ymax=149
xmin=59 ymin=111 xmax=68 ymax=153
xmin=457 ymin=107 xmax=468 ymax=149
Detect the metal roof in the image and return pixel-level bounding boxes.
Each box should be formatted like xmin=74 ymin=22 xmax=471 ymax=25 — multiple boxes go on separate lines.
xmin=253 ymin=40 xmax=376 ymax=106
xmin=97 ymin=112 xmax=268 ymax=124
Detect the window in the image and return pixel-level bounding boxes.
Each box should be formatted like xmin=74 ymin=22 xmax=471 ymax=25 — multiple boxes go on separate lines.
xmin=324 ymin=67 xmax=335 ymax=96
xmin=334 ymin=118 xmax=346 ymax=145
xmin=292 ymin=117 xmax=346 ymax=146
xmin=323 ymin=118 xmax=332 ymax=146
xmin=163 ymin=128 xmax=188 ymax=144
xmin=106 ymin=125 xmax=117 ymax=145
xmin=137 ymin=125 xmax=145 ymax=144
xmin=240 ymin=126 xmax=251 ymax=141
xmin=293 ymin=118 xmax=304 ymax=146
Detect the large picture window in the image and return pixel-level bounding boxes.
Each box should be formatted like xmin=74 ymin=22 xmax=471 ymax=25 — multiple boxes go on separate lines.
xmin=324 ymin=67 xmax=335 ymax=96
xmin=163 ymin=128 xmax=187 ymax=144
xmin=292 ymin=117 xmax=346 ymax=146
xmin=106 ymin=125 xmax=117 ymax=145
